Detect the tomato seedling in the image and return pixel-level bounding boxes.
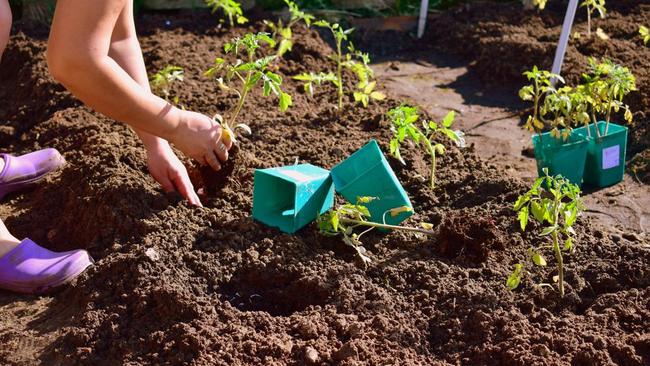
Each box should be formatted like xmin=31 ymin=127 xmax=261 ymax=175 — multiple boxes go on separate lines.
xmin=205 ymin=0 xmax=248 ymax=27
xmin=640 ymin=25 xmax=650 ymax=45
xmin=150 ymin=65 xmax=184 ymax=104
xmin=317 ymin=197 xmax=435 ymax=268
xmin=509 ymin=169 xmax=584 ymax=297
xmin=580 ymin=0 xmax=606 ymax=38
xmin=294 ymin=20 xmax=385 ymax=110
xmin=388 ymin=105 xmax=464 ymax=189
xmin=581 ymin=58 xmax=636 ymax=136
xmin=264 ymin=0 xmax=314 ymax=57
xmin=204 ymin=32 xmax=292 ymax=143
xmin=519 ymin=66 xmax=565 ymax=138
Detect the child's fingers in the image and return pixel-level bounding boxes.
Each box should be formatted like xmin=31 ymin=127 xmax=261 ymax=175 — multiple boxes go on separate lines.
xmin=170 ymin=169 xmax=202 ymax=207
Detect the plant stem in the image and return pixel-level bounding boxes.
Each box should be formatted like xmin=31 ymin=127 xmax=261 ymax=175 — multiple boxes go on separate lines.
xmin=552 ymin=230 xmax=565 ymax=297
xmin=533 ymin=78 xmax=544 ymax=146
xmin=339 ymin=218 xmax=435 ymax=236
xmin=423 ymin=138 xmax=436 ymax=189
xmin=336 ymin=38 xmax=343 ymax=111
xmin=229 ymin=54 xmax=254 ymax=127
xmin=604 ymin=99 xmax=612 ymax=136
xmin=590 ymin=112 xmax=602 ymax=139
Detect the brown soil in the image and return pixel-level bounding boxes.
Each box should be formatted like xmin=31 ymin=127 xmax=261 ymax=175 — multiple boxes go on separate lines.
xmin=429 ymin=0 xmax=650 ymax=179
xmin=359 ymin=1 xmax=650 ymax=182
xmin=0 ymin=9 xmax=648 ymax=366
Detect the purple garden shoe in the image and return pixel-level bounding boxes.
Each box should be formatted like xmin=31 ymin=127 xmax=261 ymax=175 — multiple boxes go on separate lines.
xmin=0 ymin=148 xmax=65 ymax=200
xmin=0 ymin=239 xmax=93 ymax=294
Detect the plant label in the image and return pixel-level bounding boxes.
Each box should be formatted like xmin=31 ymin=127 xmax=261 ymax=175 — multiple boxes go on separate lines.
xmin=602 ymin=145 xmax=620 ymax=170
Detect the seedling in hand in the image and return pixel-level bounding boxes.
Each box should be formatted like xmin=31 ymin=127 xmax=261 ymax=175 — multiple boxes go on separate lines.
xmin=204 ymin=32 xmax=293 ymax=143
xmin=388 ymin=105 xmax=463 ymax=189
xmin=205 ymin=0 xmax=248 ymax=27
xmin=150 ymin=65 xmax=184 ymax=104
xmin=317 ymin=197 xmax=435 ymax=268
xmin=264 ymin=0 xmax=314 ymax=57
xmin=580 ymin=0 xmax=606 ymax=38
xmin=640 ymin=25 xmax=650 ymax=45
xmin=509 ymin=169 xmax=584 ymax=297
xmin=294 ymin=20 xmax=385 ymax=110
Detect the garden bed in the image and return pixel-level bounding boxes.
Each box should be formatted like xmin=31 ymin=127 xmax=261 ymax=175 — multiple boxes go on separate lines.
xmin=0 ymin=8 xmax=648 ymax=366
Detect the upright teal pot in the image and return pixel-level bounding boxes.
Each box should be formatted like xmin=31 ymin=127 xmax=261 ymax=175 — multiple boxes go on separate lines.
xmin=252 ymin=164 xmax=335 ymax=233
xmin=532 ymin=128 xmax=588 ymax=187
xmin=331 ymin=140 xmax=413 ymax=226
xmin=574 ymin=121 xmax=628 ymax=188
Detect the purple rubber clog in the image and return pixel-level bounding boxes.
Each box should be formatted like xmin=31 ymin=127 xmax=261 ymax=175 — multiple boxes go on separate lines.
xmin=0 ymin=239 xmax=93 ymax=294
xmin=0 ymin=148 xmax=65 ymax=200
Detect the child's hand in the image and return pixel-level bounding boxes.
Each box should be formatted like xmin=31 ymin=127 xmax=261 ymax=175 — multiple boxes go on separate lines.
xmin=168 ymin=111 xmax=233 ymax=171
xmin=146 ymin=141 xmax=202 ymax=207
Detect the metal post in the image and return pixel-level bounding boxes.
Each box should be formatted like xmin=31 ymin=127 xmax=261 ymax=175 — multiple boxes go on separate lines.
xmin=417 ymin=0 xmax=430 ymax=39
xmin=551 ymin=0 xmax=579 ymax=81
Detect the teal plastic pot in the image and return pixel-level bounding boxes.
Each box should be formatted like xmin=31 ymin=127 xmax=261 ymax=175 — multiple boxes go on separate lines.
xmin=574 ymin=121 xmax=628 ymax=188
xmin=532 ymin=129 xmax=588 ymax=187
xmin=331 ymin=140 xmax=413 ymax=226
xmin=252 ymin=164 xmax=335 ymax=233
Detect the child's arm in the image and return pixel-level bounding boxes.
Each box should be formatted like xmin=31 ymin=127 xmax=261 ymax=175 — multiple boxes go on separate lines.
xmin=0 ymin=0 xmax=11 ymax=60
xmin=47 ymin=0 xmax=230 ymax=172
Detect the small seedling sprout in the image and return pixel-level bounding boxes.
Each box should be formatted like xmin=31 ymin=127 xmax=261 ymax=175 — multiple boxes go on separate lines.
xmin=205 ymin=0 xmax=248 ymax=27
xmin=150 ymin=65 xmax=184 ymax=104
xmin=317 ymin=197 xmax=435 ymax=268
xmin=388 ymin=105 xmax=464 ymax=189
xmin=580 ymin=0 xmax=606 ymax=38
xmin=640 ymin=25 xmax=650 ymax=45
xmin=204 ymin=32 xmax=292 ymax=143
xmin=264 ymin=0 xmax=314 ymax=57
xmin=294 ymin=20 xmax=385 ymax=110
xmin=509 ymin=169 xmax=584 ymax=297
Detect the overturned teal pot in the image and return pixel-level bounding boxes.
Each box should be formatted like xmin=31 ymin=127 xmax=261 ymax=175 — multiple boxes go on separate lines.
xmin=574 ymin=121 xmax=628 ymax=188
xmin=532 ymin=128 xmax=588 ymax=187
xmin=252 ymin=164 xmax=335 ymax=233
xmin=331 ymin=140 xmax=413 ymax=226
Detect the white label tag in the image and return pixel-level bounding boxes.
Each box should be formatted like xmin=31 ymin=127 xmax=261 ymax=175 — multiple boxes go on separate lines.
xmin=278 ymin=169 xmax=312 ymax=182
xmin=602 ymin=145 xmax=620 ymax=170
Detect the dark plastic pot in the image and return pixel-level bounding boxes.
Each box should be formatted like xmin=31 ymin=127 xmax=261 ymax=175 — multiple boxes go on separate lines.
xmin=532 ymin=128 xmax=589 ymax=187
xmin=574 ymin=121 xmax=628 ymax=188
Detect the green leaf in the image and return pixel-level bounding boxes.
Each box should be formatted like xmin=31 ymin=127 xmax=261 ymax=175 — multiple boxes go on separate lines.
xmin=506 ymin=264 xmax=523 ymax=290
xmin=532 ymin=252 xmax=547 ymax=266
xmin=531 ymin=201 xmax=545 ymax=222
xmin=518 ymin=206 xmax=529 ymax=231
xmin=279 ymin=92 xmax=292 ymax=112
xmin=514 ymin=195 xmax=530 ymax=211
xmin=564 ymin=237 xmax=574 ymax=251
xmin=331 ymin=212 xmax=339 ymax=231
xmin=442 ymin=111 xmax=455 ymax=128
xmin=540 ymin=226 xmax=556 ymax=236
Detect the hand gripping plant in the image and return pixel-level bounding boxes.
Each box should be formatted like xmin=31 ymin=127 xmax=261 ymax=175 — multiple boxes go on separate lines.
xmin=388 ymin=105 xmax=464 ymax=189
xmin=293 ymin=20 xmax=385 ymax=110
xmin=150 ymin=65 xmax=184 ymax=104
xmin=264 ymin=0 xmax=314 ymax=58
xmin=580 ymin=0 xmax=606 ymax=38
xmin=581 ymin=58 xmax=636 ymax=137
xmin=317 ymin=197 xmax=435 ymax=268
xmin=509 ymin=170 xmax=584 ymax=297
xmin=205 ymin=0 xmax=248 ymax=27
xmin=204 ymin=32 xmax=293 ymax=143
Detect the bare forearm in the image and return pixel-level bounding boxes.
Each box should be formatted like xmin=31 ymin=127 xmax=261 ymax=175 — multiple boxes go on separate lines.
xmin=108 ymin=37 xmax=169 ymax=151
xmin=49 ymin=54 xmax=180 ymax=140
